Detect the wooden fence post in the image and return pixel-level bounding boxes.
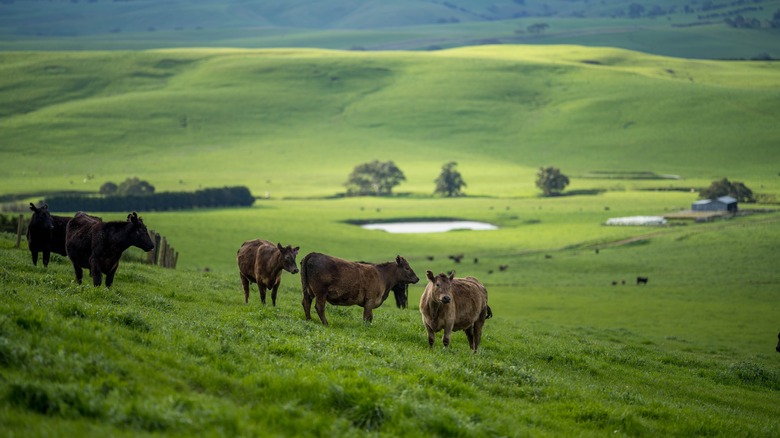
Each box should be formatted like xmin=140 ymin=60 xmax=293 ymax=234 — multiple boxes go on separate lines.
xmin=15 ymin=214 xmax=24 ymax=249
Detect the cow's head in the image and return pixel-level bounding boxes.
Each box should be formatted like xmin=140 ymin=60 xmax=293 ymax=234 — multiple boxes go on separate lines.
xmin=127 ymin=212 xmax=155 ymax=252
xmin=426 ymin=270 xmax=456 ymax=304
xmin=29 ymin=203 xmax=54 ymax=230
xmin=396 ymin=255 xmax=419 ymax=284
xmin=277 ymin=243 xmax=300 ymax=274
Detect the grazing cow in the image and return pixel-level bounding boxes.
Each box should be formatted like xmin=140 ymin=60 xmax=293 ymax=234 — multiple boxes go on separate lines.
xmin=392 ymin=283 xmax=408 ymax=309
xmin=420 ymin=270 xmax=492 ymax=352
xmin=636 ymin=276 xmax=649 ymax=285
xmin=776 ymin=332 xmax=780 ymax=353
xmin=498 ymin=264 xmax=508 ymax=272
xmin=66 ymin=212 xmax=155 ymax=287
xmin=26 ymin=203 xmax=69 ymax=267
xmin=236 ymin=239 xmax=299 ymax=306
xmin=300 ymin=252 xmax=419 ymax=325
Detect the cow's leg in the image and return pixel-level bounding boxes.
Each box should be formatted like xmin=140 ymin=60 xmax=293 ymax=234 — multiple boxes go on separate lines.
xmin=91 ymin=270 xmax=103 ymax=287
xmin=314 ymin=293 xmax=329 ymax=326
xmin=240 ymin=274 xmax=251 ymax=303
xmin=362 ymin=306 xmax=373 ymax=323
xmin=31 ymin=250 xmax=39 ymax=266
xmin=72 ymin=263 xmax=83 ymax=284
xmin=42 ymin=250 xmax=51 ymax=268
xmin=425 ymin=323 xmax=436 ymax=348
xmin=465 ymin=326 xmax=476 ymax=351
xmin=442 ymin=324 xmax=453 ymax=348
xmin=302 ymin=288 xmax=314 ymax=320
xmin=472 ymin=319 xmax=485 ymax=353
xmin=258 ymin=283 xmax=267 ymax=305
xmin=90 ymin=259 xmax=102 ymax=287
xmin=271 ymin=281 xmax=280 ymax=307
xmin=104 ymin=267 xmax=117 ymax=287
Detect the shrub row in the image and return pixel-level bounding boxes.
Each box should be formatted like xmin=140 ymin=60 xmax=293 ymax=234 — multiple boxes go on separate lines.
xmin=43 ymin=186 xmax=254 ymax=212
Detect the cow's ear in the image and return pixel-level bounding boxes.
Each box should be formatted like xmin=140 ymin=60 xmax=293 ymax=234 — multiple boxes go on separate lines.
xmin=448 ymin=270 xmax=455 ymax=280
xmin=426 ymin=270 xmax=435 ymax=281
xmin=293 ymin=246 xmax=300 ymax=253
xmin=277 ymin=243 xmax=283 ymax=251
xmin=396 ymin=255 xmax=402 ymax=265
xmin=29 ymin=203 xmax=37 ymax=212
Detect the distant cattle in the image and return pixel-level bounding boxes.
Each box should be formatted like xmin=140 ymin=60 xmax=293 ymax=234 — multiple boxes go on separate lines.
xmin=236 ymin=239 xmax=299 ymax=306
xmin=420 ymin=270 xmax=492 ymax=352
xmin=300 ymin=252 xmax=419 ymax=325
xmin=448 ymin=254 xmax=464 ymax=263
xmin=776 ymin=332 xmax=779 ymax=353
xmin=498 ymin=264 xmax=509 ymax=272
xmin=636 ymin=276 xmax=649 ymax=285
xmin=26 ymin=203 xmax=69 ymax=267
xmin=66 ymin=212 xmax=155 ymax=287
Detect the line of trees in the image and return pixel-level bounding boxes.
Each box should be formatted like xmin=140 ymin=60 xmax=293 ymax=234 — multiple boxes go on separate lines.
xmin=44 ymin=186 xmax=255 ymax=212
xmin=344 ymin=160 xmax=468 ymax=197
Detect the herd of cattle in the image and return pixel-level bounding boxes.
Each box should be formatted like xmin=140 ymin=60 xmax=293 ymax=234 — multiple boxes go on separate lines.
xmin=25 ymin=203 xmax=492 ymax=352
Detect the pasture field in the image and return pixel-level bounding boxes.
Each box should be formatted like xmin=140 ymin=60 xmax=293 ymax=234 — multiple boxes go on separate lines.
xmin=1 ymin=226 xmax=779 ymax=437
xmin=1 ymin=44 xmax=779 ymax=435
xmin=1 ymin=46 xmax=779 ymax=201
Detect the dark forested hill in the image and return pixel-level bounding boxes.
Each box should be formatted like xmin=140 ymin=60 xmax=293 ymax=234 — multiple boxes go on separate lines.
xmin=2 ymin=0 xmax=779 ymax=58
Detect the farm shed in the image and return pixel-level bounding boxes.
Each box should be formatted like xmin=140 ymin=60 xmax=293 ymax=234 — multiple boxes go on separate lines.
xmin=692 ymin=196 xmax=737 ymax=212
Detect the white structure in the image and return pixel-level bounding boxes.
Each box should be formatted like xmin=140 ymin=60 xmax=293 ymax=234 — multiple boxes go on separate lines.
xmin=605 ymin=216 xmax=668 ymax=226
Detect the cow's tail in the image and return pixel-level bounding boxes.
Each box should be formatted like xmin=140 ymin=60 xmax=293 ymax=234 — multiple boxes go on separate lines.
xmin=485 ymin=305 xmax=493 ymax=319
xmin=300 ymin=252 xmax=311 ymax=298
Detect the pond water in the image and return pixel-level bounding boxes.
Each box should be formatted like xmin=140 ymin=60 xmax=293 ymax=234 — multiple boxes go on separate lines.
xmin=360 ymin=221 xmax=498 ymax=234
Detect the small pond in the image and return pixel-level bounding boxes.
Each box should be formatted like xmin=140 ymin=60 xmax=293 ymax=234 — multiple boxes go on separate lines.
xmin=360 ymin=221 xmax=498 ymax=234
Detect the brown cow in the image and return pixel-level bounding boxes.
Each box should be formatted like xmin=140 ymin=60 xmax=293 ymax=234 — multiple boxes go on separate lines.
xmin=26 ymin=203 xmax=69 ymax=267
xmin=420 ymin=270 xmax=492 ymax=352
xmin=300 ymin=252 xmax=419 ymax=325
xmin=237 ymin=239 xmax=300 ymax=306
xmin=66 ymin=212 xmax=155 ymax=287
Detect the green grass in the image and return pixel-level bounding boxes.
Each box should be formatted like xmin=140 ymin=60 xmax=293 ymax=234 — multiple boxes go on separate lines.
xmin=1 ymin=227 xmax=779 ymax=436
xmin=1 ymin=43 xmax=779 ymax=435
xmin=1 ymin=46 xmax=779 ymax=200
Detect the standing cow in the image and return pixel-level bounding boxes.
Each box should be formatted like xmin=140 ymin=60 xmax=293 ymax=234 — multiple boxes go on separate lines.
xmin=420 ymin=270 xmax=492 ymax=352
xmin=237 ymin=239 xmax=300 ymax=306
xmin=66 ymin=212 xmax=155 ymax=287
xmin=300 ymin=252 xmax=419 ymax=326
xmin=26 ymin=203 xmax=70 ymax=267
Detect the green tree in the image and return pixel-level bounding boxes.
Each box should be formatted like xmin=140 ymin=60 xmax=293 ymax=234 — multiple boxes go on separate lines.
xmin=344 ymin=160 xmax=406 ymax=196
xmin=434 ymin=161 xmax=467 ymax=197
xmin=700 ymin=178 xmax=754 ymax=203
xmin=117 ymin=177 xmax=155 ymax=197
xmin=99 ymin=181 xmax=118 ymax=196
xmin=535 ymin=166 xmax=569 ymax=197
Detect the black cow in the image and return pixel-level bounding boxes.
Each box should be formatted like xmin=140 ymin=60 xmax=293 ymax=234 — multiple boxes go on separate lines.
xmin=26 ymin=203 xmax=69 ymax=267
xmin=636 ymin=276 xmax=649 ymax=285
xmin=66 ymin=212 xmax=155 ymax=287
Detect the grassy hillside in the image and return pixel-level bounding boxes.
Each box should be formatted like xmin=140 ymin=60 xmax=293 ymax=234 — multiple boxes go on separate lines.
xmin=1 ymin=233 xmax=778 ymax=436
xmin=1 ymin=0 xmax=779 ymax=58
xmin=2 ymin=46 xmax=779 ymax=200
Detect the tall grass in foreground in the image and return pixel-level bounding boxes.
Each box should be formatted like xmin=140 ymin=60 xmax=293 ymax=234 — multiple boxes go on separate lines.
xmin=1 ymin=234 xmax=777 ymax=436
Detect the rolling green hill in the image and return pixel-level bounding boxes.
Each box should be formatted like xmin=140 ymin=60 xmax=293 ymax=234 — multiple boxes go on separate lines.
xmin=2 ymin=46 xmax=779 ymax=200
xmin=1 ymin=0 xmax=779 ymax=58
